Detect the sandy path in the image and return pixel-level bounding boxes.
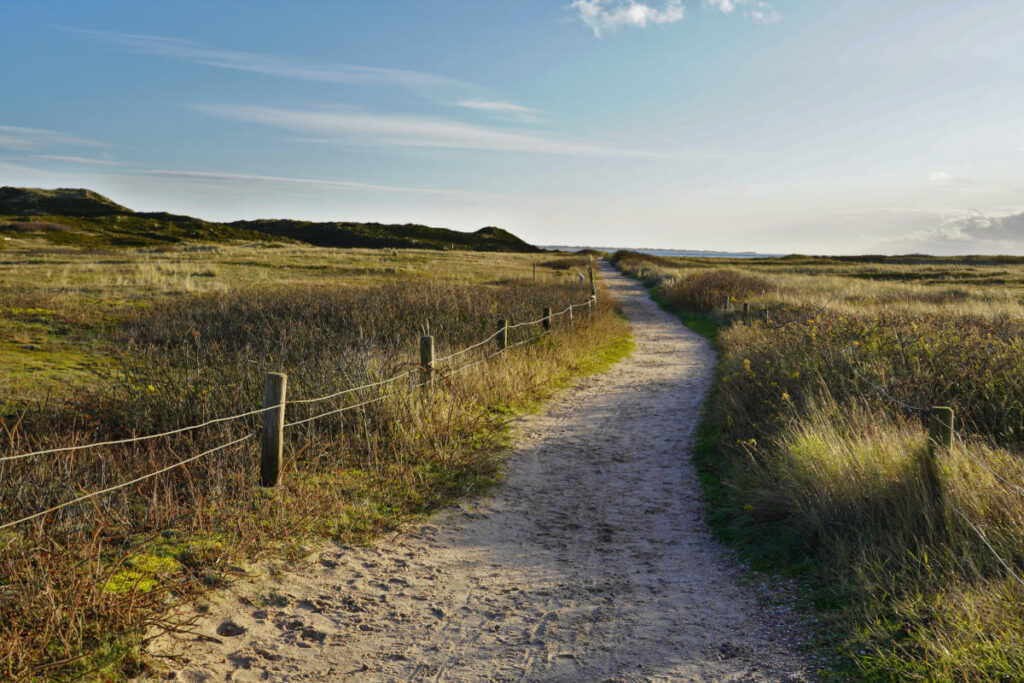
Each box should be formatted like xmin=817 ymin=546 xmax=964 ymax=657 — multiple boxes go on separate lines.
xmin=160 ymin=265 xmax=808 ymax=682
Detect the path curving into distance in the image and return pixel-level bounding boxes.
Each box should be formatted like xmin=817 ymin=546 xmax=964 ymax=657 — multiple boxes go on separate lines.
xmin=161 ymin=264 xmax=809 ymax=682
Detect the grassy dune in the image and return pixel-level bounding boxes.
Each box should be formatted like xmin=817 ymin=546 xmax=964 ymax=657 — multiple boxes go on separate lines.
xmin=613 ymin=250 xmax=1024 ymax=680
xmin=0 ymin=240 xmax=625 ymax=680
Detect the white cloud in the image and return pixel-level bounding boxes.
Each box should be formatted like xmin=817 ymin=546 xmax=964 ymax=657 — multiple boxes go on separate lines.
xmin=707 ymin=0 xmax=780 ymax=24
xmin=0 ymin=124 xmax=104 ymax=151
xmin=191 ymin=104 xmax=664 ymax=157
xmin=141 ymin=169 xmax=499 ymax=199
xmin=31 ymin=154 xmax=124 ymax=166
xmin=879 ymin=210 xmax=1024 ymax=255
xmin=570 ymin=0 xmax=685 ymax=37
xmin=69 ymin=29 xmax=472 ymax=97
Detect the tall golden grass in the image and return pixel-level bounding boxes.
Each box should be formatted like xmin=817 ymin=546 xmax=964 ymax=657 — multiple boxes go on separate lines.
xmin=613 ymin=249 xmax=1024 ymax=680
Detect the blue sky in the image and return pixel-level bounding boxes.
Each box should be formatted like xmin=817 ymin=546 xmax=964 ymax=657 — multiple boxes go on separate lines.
xmin=1 ymin=1 xmax=1023 ymax=254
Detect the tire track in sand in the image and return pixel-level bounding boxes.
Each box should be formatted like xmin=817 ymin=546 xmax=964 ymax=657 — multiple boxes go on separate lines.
xmin=155 ymin=264 xmax=809 ymax=682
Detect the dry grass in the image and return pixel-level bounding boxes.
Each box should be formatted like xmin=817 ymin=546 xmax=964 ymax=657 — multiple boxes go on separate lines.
xmin=0 ymin=243 xmax=628 ymax=680
xmin=614 ymin=249 xmax=1024 ymax=680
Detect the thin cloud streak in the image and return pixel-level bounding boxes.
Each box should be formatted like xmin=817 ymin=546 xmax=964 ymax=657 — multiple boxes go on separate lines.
xmin=70 ymin=29 xmax=473 ymax=97
xmin=0 ymin=124 xmax=105 ymax=151
xmin=143 ymin=169 xmax=502 ymax=200
xmin=191 ymin=104 xmax=667 ymax=157
xmin=31 ymin=154 xmax=124 ymax=166
xmin=455 ymin=100 xmax=538 ymax=114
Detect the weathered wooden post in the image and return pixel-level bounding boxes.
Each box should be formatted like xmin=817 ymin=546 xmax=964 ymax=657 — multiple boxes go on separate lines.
xmin=722 ymin=296 xmax=730 ymax=312
xmin=761 ymin=308 xmax=770 ymax=323
xmin=542 ymin=307 xmax=552 ymax=331
xmin=260 ymin=372 xmax=287 ymax=487
xmin=420 ymin=335 xmax=434 ymax=386
xmin=924 ymin=406 xmax=954 ymax=504
xmin=588 ymin=262 xmax=596 ymax=299
xmin=742 ymin=302 xmax=750 ymax=316
xmin=928 ymin=407 xmax=954 ymax=456
xmin=497 ymin=320 xmax=508 ymax=351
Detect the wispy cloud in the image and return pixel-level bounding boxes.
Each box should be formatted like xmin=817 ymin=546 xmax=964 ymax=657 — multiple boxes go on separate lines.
xmin=455 ymin=100 xmax=539 ymax=121
xmin=31 ymin=154 xmax=124 ymax=166
xmin=142 ymin=169 xmax=499 ymax=199
xmin=571 ymin=0 xmax=685 ymax=37
xmin=70 ymin=29 xmax=473 ymax=98
xmin=0 ymin=124 xmax=104 ymax=151
xmin=707 ymin=0 xmax=781 ymax=24
xmin=190 ymin=104 xmax=663 ymax=157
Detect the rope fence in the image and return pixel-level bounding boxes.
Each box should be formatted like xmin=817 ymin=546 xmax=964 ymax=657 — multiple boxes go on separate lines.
xmin=822 ymin=338 xmax=1024 ymax=592
xmin=0 ymin=293 xmax=599 ymax=531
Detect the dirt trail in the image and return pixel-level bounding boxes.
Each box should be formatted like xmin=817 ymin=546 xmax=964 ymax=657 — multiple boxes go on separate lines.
xmin=159 ymin=265 xmax=808 ymax=682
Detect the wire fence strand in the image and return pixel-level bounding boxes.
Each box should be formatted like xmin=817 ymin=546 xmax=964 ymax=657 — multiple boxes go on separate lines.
xmin=951 ymin=505 xmax=1024 ymax=590
xmin=0 ymin=432 xmax=257 ymax=531
xmin=0 ymin=405 xmax=275 ymax=463
xmin=955 ymin=432 xmax=1024 ymax=497
xmin=286 ymin=370 xmax=412 ymax=406
xmin=1 ymin=294 xmax=597 ymax=530
xmin=1 ymin=298 xmax=595 ymax=464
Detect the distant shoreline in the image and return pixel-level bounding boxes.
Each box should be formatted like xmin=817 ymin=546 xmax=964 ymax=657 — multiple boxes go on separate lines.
xmin=542 ymin=245 xmax=784 ymax=259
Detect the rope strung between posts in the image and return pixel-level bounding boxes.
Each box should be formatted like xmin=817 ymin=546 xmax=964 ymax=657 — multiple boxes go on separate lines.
xmin=950 ymin=505 xmax=1024 ymax=590
xmin=0 ymin=405 xmax=275 ymax=463
xmin=955 ymin=431 xmax=1024 ymax=498
xmin=433 ymin=328 xmax=504 ymax=364
xmin=0 ymin=432 xmax=257 ymax=531
xmin=841 ymin=347 xmax=928 ymax=414
xmin=0 ymin=298 xmax=594 ymax=463
xmin=286 ymin=370 xmax=412 ymax=406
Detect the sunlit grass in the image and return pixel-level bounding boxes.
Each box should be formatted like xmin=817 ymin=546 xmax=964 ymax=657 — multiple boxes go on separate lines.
xmin=614 ymin=249 xmax=1024 ymax=680
xmin=0 ymin=242 xmax=626 ymax=680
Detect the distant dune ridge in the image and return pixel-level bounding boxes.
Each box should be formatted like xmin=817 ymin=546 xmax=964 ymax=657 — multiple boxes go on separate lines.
xmin=0 ymin=186 xmax=539 ymax=252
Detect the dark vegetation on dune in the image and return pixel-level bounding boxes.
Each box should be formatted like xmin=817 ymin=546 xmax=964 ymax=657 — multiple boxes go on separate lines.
xmin=0 ymin=187 xmax=539 ymax=252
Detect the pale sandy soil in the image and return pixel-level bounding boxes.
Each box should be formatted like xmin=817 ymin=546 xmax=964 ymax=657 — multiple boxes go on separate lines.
xmin=151 ymin=265 xmax=809 ymax=682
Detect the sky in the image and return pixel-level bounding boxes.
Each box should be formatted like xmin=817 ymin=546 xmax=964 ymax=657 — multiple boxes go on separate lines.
xmin=1 ymin=1 xmax=1023 ymax=255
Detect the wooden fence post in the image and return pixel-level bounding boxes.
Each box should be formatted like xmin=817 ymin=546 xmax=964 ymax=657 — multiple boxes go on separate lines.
xmin=761 ymin=308 xmax=770 ymax=323
xmin=260 ymin=372 xmax=287 ymax=487
xmin=928 ymin=407 xmax=954 ymax=456
xmin=723 ymin=296 xmax=730 ymax=312
xmin=542 ymin=307 xmax=551 ymax=331
xmin=924 ymin=406 xmax=954 ymax=503
xmin=420 ymin=335 xmax=434 ymax=386
xmin=497 ymin=320 xmax=508 ymax=351
xmin=588 ymin=262 xmax=596 ymax=299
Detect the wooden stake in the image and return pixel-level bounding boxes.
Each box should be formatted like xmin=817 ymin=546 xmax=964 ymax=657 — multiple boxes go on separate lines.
xmin=260 ymin=372 xmax=287 ymax=487
xmin=542 ymin=307 xmax=551 ymax=331
xmin=924 ymin=406 xmax=954 ymax=504
xmin=587 ymin=262 xmax=596 ymax=298
xmin=497 ymin=320 xmax=508 ymax=351
xmin=928 ymin=407 xmax=954 ymax=456
xmin=420 ymin=335 xmax=434 ymax=386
